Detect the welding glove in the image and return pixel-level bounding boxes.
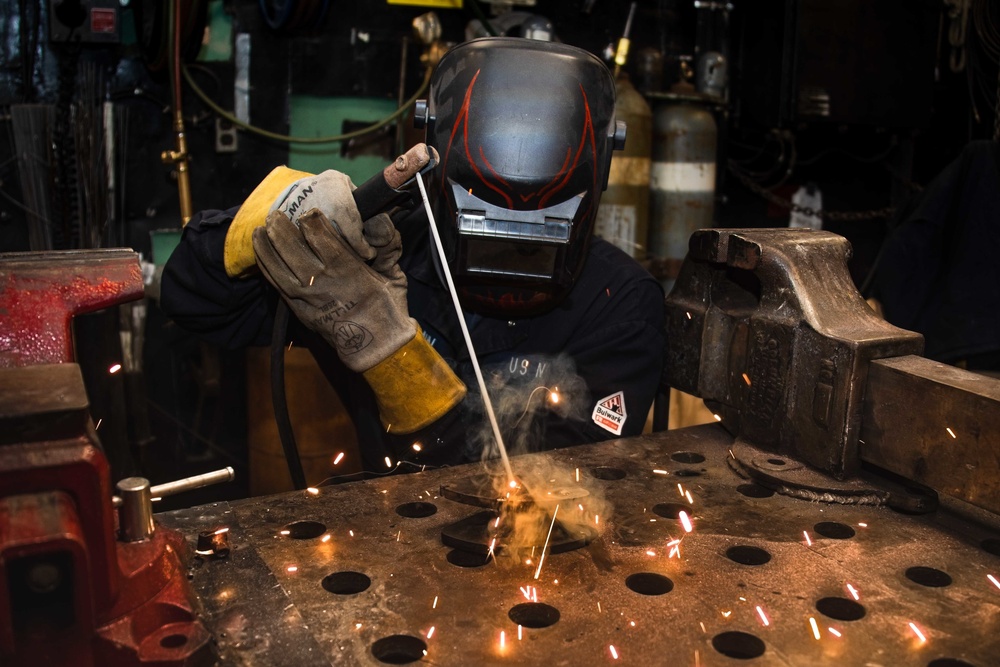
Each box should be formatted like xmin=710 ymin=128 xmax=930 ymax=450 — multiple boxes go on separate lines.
xmin=252 ymin=208 xmax=466 ymax=432
xmin=225 ymin=167 xmax=375 ymax=277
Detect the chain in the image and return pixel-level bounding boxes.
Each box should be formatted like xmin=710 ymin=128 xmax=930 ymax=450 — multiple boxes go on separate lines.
xmin=728 ymin=164 xmax=895 ymax=221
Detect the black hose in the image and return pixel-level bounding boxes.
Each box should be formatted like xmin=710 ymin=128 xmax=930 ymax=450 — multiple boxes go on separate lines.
xmin=271 ymin=301 xmax=307 ymax=489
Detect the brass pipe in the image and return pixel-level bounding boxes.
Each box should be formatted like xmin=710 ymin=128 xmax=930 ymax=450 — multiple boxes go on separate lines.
xmin=162 ymin=0 xmax=193 ymax=225
xmin=161 ymin=112 xmax=193 ymax=225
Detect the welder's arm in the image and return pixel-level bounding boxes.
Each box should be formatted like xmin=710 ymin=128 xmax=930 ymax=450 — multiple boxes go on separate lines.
xmin=161 ymin=207 xmax=277 ymax=349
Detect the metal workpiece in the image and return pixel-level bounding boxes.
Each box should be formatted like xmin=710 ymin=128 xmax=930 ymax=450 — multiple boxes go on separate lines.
xmin=664 ymin=228 xmax=924 ymax=477
xmin=160 ymin=425 xmax=1000 ymax=666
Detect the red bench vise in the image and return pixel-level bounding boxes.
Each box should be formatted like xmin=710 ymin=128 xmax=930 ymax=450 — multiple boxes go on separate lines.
xmin=0 ymin=250 xmax=213 ymax=666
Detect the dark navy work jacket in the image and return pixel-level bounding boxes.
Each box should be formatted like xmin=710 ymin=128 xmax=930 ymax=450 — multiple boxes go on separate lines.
xmin=161 ymin=205 xmax=666 ymax=472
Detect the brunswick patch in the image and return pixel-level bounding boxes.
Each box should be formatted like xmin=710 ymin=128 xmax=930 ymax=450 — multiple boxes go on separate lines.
xmin=592 ymin=391 xmax=627 ymax=435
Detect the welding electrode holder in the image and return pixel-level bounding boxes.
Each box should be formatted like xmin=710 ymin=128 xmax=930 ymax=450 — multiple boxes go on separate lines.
xmin=114 ymin=467 xmax=235 ymax=542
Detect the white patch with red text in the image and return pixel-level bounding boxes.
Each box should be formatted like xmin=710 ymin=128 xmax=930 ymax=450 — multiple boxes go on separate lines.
xmin=592 ymin=391 xmax=627 ymax=435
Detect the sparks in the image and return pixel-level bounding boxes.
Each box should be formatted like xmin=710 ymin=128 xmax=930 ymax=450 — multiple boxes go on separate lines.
xmin=646 ymin=550 xmax=656 ymax=557
xmin=287 ymin=340 xmax=294 ymax=351
xmin=95 ymin=418 xmax=103 ymax=430
xmin=756 ymin=605 xmax=769 ymax=626
xmin=214 ymin=527 xmax=230 ymax=535
xmin=534 ymin=506 xmax=560 ymax=580
xmin=828 ymin=627 xmax=842 ymax=638
xmin=677 ymin=483 xmax=685 ymax=496
xmin=520 ymin=586 xmax=532 ymax=600
xmin=287 ymin=566 xmax=298 ymax=573
xmin=109 ymin=363 xmax=122 ymax=374
xmin=946 ymin=427 xmax=957 ymax=439
xmin=989 ymin=574 xmax=1000 ymax=590
xmin=396 ymin=531 xmax=402 ymax=542
xmin=609 ymin=645 xmax=619 ymax=660
xmin=432 ymin=595 xmax=438 ymax=608
xmin=846 ymin=583 xmax=860 ymax=600
xmin=549 ymin=390 xmax=560 ymax=404
xmin=349 ymin=530 xmax=354 ymax=537
xmin=306 ymin=487 xmax=319 ymax=495
xmin=333 ymin=452 xmax=345 ymax=465
xmin=629 ymin=621 xmax=635 ymax=627
xmin=385 ymin=456 xmax=392 ymax=468
xmin=499 ymin=630 xmax=506 ymax=649
xmin=279 ymin=530 xmax=291 ymax=536
xmin=518 ymin=625 xmax=523 ymax=640
xmin=578 ymin=504 xmax=584 ymax=511
xmin=742 ymin=372 xmax=751 ymax=386
xmin=721 ymin=610 xmax=732 ymax=618
xmin=908 ymin=622 xmax=926 ymax=643
xmin=714 ymin=414 xmax=722 ymax=421
xmin=427 ymin=626 xmax=435 ymax=639
xmin=308 ymin=275 xmax=315 ymax=286
xmin=803 ymin=530 xmax=813 ymax=546
xmin=412 ymin=443 xmax=422 ymax=452
xmin=595 ymin=514 xmax=600 ymax=526
xmin=494 ymin=516 xmax=501 ymax=528
xmin=679 ymin=510 xmax=693 ymax=533
xmin=699 ymin=622 xmax=707 ymax=633
xmin=809 ymin=617 xmax=821 ymax=640
xmin=356 ymin=623 xmax=362 ymax=629
xmin=575 ymin=468 xmax=580 ymax=482
xmin=487 ymin=538 xmax=497 ymax=559
xmin=321 ymin=534 xmax=331 ymax=543
xmin=685 ymin=490 xmax=694 ymax=504
xmin=858 ymin=522 xmax=868 ymax=528
xmin=653 ymin=469 xmax=668 ymax=475
xmin=686 ymin=311 xmax=692 ymax=319
xmin=598 ymin=602 xmax=602 ymax=613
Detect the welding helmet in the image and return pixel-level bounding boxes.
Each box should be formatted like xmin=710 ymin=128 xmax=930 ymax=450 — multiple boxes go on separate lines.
xmin=416 ymin=37 xmax=624 ymax=317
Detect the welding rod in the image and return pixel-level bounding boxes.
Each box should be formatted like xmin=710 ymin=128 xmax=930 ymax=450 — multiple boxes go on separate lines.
xmin=415 ymin=172 xmax=516 ymax=484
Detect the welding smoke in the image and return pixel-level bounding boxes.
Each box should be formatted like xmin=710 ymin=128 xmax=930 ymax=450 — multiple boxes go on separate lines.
xmin=469 ymin=355 xmax=613 ymax=561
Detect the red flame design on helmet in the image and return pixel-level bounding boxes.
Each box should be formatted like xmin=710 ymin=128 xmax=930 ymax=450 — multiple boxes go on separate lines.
xmin=441 ymin=68 xmax=599 ymax=219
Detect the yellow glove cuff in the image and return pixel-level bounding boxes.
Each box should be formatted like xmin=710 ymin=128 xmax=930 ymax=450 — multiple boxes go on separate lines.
xmin=362 ymin=328 xmax=467 ymax=434
xmin=224 ymin=166 xmax=313 ymax=277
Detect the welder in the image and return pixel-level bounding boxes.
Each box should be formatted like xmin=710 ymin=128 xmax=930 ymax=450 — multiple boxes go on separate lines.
xmin=161 ymin=37 xmax=665 ymax=473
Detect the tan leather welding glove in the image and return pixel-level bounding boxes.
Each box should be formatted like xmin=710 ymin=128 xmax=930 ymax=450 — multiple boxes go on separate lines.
xmin=253 ymin=209 xmax=465 ymax=432
xmin=226 ymin=168 xmax=378 ymax=278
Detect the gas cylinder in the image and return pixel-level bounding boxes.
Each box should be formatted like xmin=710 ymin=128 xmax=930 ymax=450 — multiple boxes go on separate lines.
xmin=648 ymin=83 xmax=718 ymax=292
xmin=595 ymin=73 xmax=652 ymax=261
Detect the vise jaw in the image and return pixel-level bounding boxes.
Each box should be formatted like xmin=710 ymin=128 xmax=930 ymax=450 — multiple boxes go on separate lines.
xmin=664 ymin=229 xmax=923 ymax=479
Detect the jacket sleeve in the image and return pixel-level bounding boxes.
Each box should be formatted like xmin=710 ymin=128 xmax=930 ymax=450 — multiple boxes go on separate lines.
xmin=160 ymin=207 xmax=277 ymax=349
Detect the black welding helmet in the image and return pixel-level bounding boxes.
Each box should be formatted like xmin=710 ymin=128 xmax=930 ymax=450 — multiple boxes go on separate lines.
xmin=416 ymin=37 xmax=624 ymax=317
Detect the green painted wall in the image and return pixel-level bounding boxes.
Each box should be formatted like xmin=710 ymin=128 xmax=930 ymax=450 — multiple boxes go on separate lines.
xmin=287 ymin=96 xmax=397 ymax=183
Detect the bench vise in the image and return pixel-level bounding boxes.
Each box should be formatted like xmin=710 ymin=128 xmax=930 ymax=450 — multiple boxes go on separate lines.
xmin=0 ymin=250 xmax=214 ymax=666
xmin=665 ymin=228 xmax=1000 ymax=515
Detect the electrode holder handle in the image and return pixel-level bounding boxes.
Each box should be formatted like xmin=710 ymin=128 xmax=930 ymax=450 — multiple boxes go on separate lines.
xmin=114 ymin=467 xmax=235 ymax=542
